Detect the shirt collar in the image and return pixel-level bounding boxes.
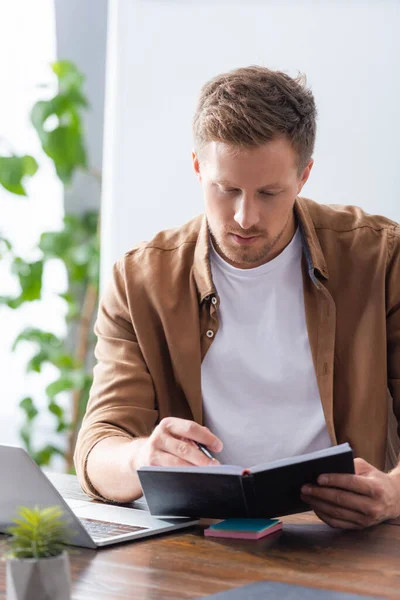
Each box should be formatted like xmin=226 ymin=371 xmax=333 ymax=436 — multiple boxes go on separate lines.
xmin=295 ymin=196 xmax=329 ymax=280
xmin=193 ymin=196 xmax=329 ymax=301
xmin=193 ymin=216 xmax=216 ymax=302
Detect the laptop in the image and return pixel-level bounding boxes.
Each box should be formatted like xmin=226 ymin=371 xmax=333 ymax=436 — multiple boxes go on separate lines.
xmin=0 ymin=444 xmax=199 ymax=549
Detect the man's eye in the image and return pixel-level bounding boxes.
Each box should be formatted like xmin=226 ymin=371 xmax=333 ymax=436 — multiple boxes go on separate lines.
xmin=222 ymin=188 xmax=239 ymax=193
xmin=260 ymin=191 xmax=277 ymax=197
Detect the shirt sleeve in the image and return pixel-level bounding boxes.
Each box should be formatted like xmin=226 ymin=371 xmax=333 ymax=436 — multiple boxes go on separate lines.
xmin=74 ymin=258 xmax=158 ymax=500
xmin=386 ymin=224 xmax=400 ymax=443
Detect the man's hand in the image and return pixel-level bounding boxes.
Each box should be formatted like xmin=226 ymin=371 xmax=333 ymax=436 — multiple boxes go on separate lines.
xmin=132 ymin=417 xmax=223 ymax=471
xmin=300 ymin=458 xmax=400 ymax=529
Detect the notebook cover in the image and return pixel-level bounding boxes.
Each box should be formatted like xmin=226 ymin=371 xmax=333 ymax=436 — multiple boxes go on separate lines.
xmin=198 ymin=580 xmax=385 ymax=599
xmin=138 ymin=471 xmax=247 ymax=518
xmin=250 ymin=450 xmax=354 ymax=518
xmin=138 ymin=446 xmax=354 ymax=519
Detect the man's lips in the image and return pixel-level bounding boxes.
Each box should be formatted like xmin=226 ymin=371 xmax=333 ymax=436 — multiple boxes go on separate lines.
xmin=233 ymin=234 xmax=258 ymax=239
xmin=230 ymin=233 xmax=260 ymax=245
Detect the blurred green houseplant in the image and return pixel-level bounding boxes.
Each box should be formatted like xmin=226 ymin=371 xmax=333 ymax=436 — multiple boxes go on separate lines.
xmin=4 ymin=505 xmax=71 ymax=560
xmin=3 ymin=505 xmax=72 ymax=600
xmin=0 ymin=61 xmax=100 ymax=472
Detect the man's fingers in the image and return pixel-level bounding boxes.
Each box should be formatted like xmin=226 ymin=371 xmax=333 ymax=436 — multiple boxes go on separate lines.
xmin=312 ymin=507 xmax=361 ymax=530
xmin=301 ymin=494 xmax=369 ymax=528
xmin=146 ymin=449 xmax=194 ymax=468
xmin=300 ymin=484 xmax=373 ymax=515
xmin=315 ymin=472 xmax=374 ymax=497
xmin=160 ymin=435 xmax=217 ymax=466
xmin=160 ymin=417 xmax=223 ymax=452
xmin=151 ymin=418 xmax=223 ymax=466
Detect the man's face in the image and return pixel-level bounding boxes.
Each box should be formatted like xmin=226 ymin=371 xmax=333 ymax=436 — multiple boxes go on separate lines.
xmin=193 ymin=138 xmax=313 ymax=268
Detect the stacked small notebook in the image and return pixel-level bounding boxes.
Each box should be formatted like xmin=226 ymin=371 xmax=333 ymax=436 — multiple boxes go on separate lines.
xmin=204 ymin=518 xmax=283 ymax=540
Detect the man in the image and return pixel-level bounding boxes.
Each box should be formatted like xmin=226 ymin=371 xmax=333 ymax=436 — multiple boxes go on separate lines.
xmin=75 ymin=66 xmax=400 ymax=530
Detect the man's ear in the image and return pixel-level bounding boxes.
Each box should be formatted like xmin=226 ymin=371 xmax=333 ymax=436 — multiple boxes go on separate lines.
xmin=192 ymin=150 xmax=202 ymax=182
xmin=297 ymin=159 xmax=314 ymax=195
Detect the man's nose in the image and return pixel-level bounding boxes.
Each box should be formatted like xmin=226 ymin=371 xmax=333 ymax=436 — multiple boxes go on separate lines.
xmin=233 ymin=196 xmax=260 ymax=230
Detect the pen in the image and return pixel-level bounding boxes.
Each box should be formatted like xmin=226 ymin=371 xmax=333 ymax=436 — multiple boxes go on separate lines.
xmin=195 ymin=442 xmax=214 ymax=460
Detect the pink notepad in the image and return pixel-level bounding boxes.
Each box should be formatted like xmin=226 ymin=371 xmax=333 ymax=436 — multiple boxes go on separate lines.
xmin=204 ymin=518 xmax=283 ymax=540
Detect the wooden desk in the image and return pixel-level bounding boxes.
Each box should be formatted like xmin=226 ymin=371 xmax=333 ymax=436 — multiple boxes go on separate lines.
xmin=1 ymin=473 xmax=400 ymax=599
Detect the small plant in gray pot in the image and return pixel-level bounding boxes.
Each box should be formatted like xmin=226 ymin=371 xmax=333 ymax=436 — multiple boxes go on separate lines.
xmin=3 ymin=505 xmax=72 ymax=600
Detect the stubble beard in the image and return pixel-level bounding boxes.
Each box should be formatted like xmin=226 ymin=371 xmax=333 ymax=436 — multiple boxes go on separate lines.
xmin=209 ymin=215 xmax=292 ymax=268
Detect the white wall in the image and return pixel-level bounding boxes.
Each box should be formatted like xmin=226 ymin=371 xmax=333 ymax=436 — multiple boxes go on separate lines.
xmin=54 ymin=0 xmax=108 ymax=215
xmin=101 ymin=0 xmax=400 ymax=285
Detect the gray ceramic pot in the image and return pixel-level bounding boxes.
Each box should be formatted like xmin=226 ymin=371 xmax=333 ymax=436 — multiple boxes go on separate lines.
xmin=6 ymin=551 xmax=71 ymax=600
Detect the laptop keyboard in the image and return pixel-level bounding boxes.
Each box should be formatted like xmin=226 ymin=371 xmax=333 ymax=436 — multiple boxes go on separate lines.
xmin=80 ymin=517 xmax=148 ymax=541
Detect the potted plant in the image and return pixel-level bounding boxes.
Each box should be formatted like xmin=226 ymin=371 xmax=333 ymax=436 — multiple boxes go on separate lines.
xmin=3 ymin=505 xmax=72 ymax=600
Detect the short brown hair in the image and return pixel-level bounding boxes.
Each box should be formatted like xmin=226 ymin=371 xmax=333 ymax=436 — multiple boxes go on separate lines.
xmin=193 ymin=65 xmax=317 ymax=172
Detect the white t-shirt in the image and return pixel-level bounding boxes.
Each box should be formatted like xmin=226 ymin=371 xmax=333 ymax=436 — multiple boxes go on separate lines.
xmin=201 ymin=228 xmax=332 ymax=467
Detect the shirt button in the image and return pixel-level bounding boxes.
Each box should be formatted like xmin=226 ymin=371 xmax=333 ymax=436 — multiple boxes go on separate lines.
xmin=204 ymin=295 xmax=210 ymax=301
xmin=211 ymin=296 xmax=217 ymax=305
xmin=206 ymin=330 xmax=214 ymax=338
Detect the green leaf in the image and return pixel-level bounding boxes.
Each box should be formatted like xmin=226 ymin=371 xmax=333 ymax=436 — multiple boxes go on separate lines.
xmin=45 ymin=376 xmax=74 ymax=399
xmin=19 ymin=423 xmax=33 ymax=453
xmin=39 ymin=211 xmax=100 ymax=293
xmin=0 ymin=235 xmax=12 ymax=260
xmin=56 ymin=421 xmax=70 ymax=433
xmin=17 ymin=507 xmax=40 ymax=526
xmin=19 ymin=397 xmax=38 ymax=422
xmin=33 ymin=445 xmax=64 ymax=466
xmin=13 ymin=329 xmax=77 ymax=375
xmin=9 ymin=258 xmax=43 ymax=304
xmin=26 ymin=350 xmax=47 ymax=373
xmin=12 ymin=328 xmax=63 ymax=352
xmin=31 ymin=100 xmax=53 ymax=132
xmin=59 ymin=292 xmax=81 ymax=321
xmin=23 ymin=155 xmax=38 ymax=176
xmin=46 ymin=369 xmax=86 ymax=399
xmin=65 ymin=305 xmax=80 ymax=322
xmin=39 ymin=230 xmax=71 ymax=259
xmin=0 ymin=155 xmax=38 ymax=195
xmin=31 ymin=61 xmax=89 ymax=185
xmin=31 ymin=350 xmax=75 ymax=373
xmin=53 ymin=353 xmax=76 ymax=369
xmin=48 ymin=401 xmax=64 ymax=420
xmin=0 ymin=295 xmax=24 ymax=309
xmin=41 ymin=126 xmax=87 ymax=183
xmin=82 ymin=210 xmax=99 ymax=234
xmin=59 ymin=291 xmax=74 ymax=303
xmin=52 ymin=61 xmax=85 ymax=88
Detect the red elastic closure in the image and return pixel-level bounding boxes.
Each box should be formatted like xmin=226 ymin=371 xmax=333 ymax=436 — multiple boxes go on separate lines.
xmin=242 ymin=469 xmax=251 ymax=476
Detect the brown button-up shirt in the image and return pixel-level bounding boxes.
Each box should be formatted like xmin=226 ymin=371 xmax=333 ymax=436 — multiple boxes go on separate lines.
xmin=74 ymin=196 xmax=400 ymax=500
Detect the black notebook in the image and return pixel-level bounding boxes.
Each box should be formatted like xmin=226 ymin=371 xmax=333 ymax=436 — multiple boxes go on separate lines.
xmin=198 ymin=581 xmax=384 ymax=599
xmin=138 ymin=443 xmax=354 ymax=519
